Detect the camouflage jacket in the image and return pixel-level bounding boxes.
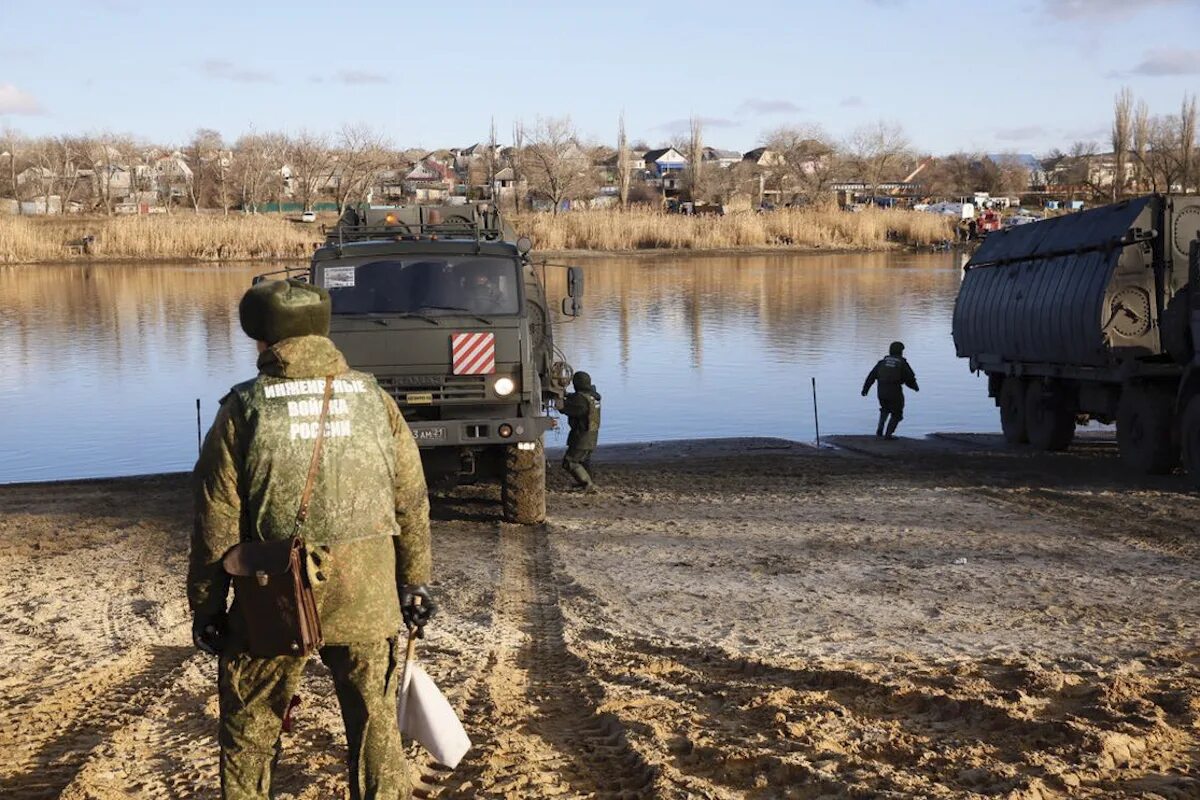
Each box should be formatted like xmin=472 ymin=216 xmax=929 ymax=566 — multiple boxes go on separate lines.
xmin=562 ymin=388 xmax=602 ymax=451
xmin=188 ymin=335 xmax=431 ymax=644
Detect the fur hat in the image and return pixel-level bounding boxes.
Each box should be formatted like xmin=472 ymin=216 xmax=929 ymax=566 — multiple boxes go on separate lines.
xmin=239 ymin=279 xmax=331 ymax=344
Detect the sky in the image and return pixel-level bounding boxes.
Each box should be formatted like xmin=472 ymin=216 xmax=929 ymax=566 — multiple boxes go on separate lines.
xmin=2 ymin=0 xmax=1200 ymax=156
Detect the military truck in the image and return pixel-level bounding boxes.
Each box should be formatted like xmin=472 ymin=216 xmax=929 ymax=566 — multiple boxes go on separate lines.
xmin=952 ymin=194 xmax=1200 ymax=482
xmin=268 ymin=203 xmax=582 ymax=523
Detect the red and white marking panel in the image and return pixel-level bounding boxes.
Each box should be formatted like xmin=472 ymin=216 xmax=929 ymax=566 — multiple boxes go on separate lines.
xmin=451 ymin=332 xmax=496 ymax=375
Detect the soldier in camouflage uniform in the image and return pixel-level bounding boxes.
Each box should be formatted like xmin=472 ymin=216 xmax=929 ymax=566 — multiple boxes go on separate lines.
xmin=560 ymin=371 xmax=601 ymax=491
xmin=188 ymin=279 xmax=434 ymax=800
xmin=861 ymin=341 xmax=919 ymax=439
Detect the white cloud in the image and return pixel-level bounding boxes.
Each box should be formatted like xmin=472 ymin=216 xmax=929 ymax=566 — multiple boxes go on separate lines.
xmin=840 ymin=95 xmax=864 ymax=108
xmin=1044 ymin=0 xmax=1184 ymax=18
xmin=737 ymin=98 xmax=802 ymax=115
xmin=201 ymin=59 xmax=276 ymax=84
xmin=0 ymin=84 xmax=43 ymax=115
xmin=995 ymin=125 xmax=1048 ymax=141
xmin=1129 ymin=48 xmax=1200 ymax=76
xmin=656 ymin=116 xmax=739 ymax=133
xmin=334 ymin=69 xmax=389 ymax=85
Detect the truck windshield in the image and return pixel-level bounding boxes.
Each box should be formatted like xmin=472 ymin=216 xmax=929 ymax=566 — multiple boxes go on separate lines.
xmin=320 ymin=257 xmax=520 ymax=316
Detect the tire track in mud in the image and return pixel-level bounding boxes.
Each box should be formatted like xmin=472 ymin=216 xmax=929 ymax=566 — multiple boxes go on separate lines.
xmin=0 ymin=644 xmax=194 ymax=800
xmin=969 ymin=484 xmax=1200 ymax=561
xmin=580 ymin=635 xmax=1199 ymax=797
xmin=435 ymin=525 xmax=660 ymax=799
xmin=832 ymin=439 xmax=1200 ymax=560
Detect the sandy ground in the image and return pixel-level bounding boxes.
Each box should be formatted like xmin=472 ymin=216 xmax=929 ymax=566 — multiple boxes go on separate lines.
xmin=0 ymin=435 xmax=1197 ymax=799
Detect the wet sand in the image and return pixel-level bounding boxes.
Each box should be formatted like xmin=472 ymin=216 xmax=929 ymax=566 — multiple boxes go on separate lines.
xmin=0 ymin=436 xmax=1196 ymax=799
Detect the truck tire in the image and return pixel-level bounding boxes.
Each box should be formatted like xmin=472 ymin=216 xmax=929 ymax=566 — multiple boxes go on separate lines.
xmin=502 ymin=437 xmax=546 ymax=524
xmin=1117 ymin=385 xmax=1178 ymax=474
xmin=999 ymin=377 xmax=1028 ymax=445
xmin=1025 ymin=381 xmax=1075 ymax=451
xmin=1180 ymin=397 xmax=1200 ymax=488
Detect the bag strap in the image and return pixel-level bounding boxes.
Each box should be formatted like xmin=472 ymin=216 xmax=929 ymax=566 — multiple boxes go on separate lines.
xmin=293 ymin=375 xmax=335 ymax=536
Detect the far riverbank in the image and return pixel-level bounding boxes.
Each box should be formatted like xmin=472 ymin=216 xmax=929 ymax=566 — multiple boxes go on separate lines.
xmin=0 ymin=207 xmax=955 ymax=265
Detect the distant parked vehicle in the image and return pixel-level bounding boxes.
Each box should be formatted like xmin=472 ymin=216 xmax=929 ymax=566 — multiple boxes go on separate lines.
xmin=1004 ymin=213 xmax=1041 ymax=227
xmin=300 ymin=210 xmax=317 ymax=223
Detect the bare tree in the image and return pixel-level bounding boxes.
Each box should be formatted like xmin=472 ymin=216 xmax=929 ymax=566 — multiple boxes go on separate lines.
xmin=510 ymin=121 xmax=525 ymax=211
xmin=617 ymin=112 xmax=629 ymax=209
xmin=287 ymin=130 xmax=335 ymax=212
xmin=0 ymin=127 xmax=26 ymax=211
xmin=232 ymin=132 xmax=284 ymax=213
xmin=485 ymin=117 xmax=498 ymax=201
xmin=523 ymin=116 xmax=594 ymax=213
xmin=1143 ymin=117 xmax=1185 ymax=193
xmin=846 ymin=120 xmax=911 ymax=199
xmin=335 ymin=124 xmax=392 ymax=211
xmin=1181 ymin=93 xmax=1197 ymax=194
xmin=687 ymin=116 xmax=704 ymax=202
xmin=86 ymin=133 xmax=137 ymax=214
xmin=763 ymin=124 xmax=838 ymax=205
xmin=1133 ymin=99 xmax=1150 ymax=193
xmin=924 ymin=152 xmax=978 ymax=197
xmin=1112 ymin=87 xmax=1134 ymax=200
xmin=185 ymin=128 xmax=226 ymax=213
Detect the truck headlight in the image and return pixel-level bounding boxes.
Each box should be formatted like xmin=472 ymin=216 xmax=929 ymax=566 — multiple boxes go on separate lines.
xmin=493 ymin=377 xmax=516 ymax=396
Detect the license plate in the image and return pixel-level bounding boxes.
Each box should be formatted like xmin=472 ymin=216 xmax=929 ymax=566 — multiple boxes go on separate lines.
xmin=412 ymin=426 xmax=447 ymax=442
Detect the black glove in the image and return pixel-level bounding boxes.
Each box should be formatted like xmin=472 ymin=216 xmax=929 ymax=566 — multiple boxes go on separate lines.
xmin=861 ymin=389 xmax=869 ymax=397
xmin=401 ymin=585 xmax=437 ymax=637
xmin=192 ymin=612 xmax=226 ymax=656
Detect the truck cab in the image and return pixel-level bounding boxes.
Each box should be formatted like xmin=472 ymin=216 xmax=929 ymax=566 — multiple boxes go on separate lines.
xmin=303 ymin=204 xmax=581 ymax=523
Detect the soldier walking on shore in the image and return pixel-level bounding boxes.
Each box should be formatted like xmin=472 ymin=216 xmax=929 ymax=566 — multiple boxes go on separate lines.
xmin=862 ymin=341 xmax=919 ymax=439
xmin=560 ymin=371 xmax=602 ymax=491
xmin=188 ymin=279 xmax=435 ymax=800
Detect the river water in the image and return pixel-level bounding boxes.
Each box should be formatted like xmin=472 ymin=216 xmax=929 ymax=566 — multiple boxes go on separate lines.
xmin=0 ymin=252 xmax=998 ymax=483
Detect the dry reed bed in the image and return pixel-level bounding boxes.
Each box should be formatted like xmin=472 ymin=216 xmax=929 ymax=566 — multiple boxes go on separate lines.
xmin=0 ymin=207 xmax=955 ymax=264
xmin=513 ymin=207 xmax=955 ymax=251
xmin=0 ymin=215 xmax=321 ymax=264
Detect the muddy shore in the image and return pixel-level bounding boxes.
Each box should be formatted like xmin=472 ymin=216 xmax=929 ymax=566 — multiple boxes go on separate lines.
xmin=0 ymin=435 xmax=1196 ymax=799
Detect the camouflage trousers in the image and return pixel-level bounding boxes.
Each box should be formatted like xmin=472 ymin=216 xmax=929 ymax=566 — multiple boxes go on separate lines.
xmin=562 ymin=446 xmax=595 ymax=488
xmin=219 ymin=639 xmax=410 ymax=800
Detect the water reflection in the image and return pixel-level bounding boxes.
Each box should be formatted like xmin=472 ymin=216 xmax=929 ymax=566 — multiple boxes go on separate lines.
xmin=547 ymin=252 xmax=995 ymax=448
xmin=0 ymin=264 xmax=262 ymax=483
xmin=0 ymin=254 xmax=996 ymax=483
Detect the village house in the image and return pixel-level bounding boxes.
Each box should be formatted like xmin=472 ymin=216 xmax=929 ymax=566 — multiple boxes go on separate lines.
xmin=642 ymin=147 xmax=688 ymax=176
xmin=742 ymin=147 xmax=784 ymax=168
xmin=701 ymin=147 xmax=742 ymax=169
xmin=404 ymin=159 xmax=454 ymax=202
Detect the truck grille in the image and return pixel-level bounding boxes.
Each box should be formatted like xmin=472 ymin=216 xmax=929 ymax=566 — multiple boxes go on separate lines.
xmin=376 ymin=374 xmax=488 ymax=405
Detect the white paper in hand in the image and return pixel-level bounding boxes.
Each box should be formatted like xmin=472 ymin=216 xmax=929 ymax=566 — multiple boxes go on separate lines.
xmin=398 ymin=661 xmax=471 ymax=769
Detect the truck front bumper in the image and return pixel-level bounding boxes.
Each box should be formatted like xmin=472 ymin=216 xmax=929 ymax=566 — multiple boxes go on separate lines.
xmin=409 ymin=416 xmax=554 ymax=448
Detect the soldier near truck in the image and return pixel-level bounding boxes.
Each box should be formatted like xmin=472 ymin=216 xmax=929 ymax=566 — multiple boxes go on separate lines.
xmin=188 ymin=279 xmax=434 ymax=800
xmin=862 ymin=341 xmax=919 ymax=439
xmin=559 ymin=370 xmax=602 ymax=491
xmin=952 ymin=194 xmax=1200 ymax=481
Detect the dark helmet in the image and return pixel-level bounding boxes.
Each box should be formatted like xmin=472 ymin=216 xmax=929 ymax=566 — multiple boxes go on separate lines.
xmin=239 ymin=279 xmax=331 ymax=344
xmin=571 ymin=370 xmax=593 ymax=391
xmin=889 ymin=341 xmax=905 ymax=356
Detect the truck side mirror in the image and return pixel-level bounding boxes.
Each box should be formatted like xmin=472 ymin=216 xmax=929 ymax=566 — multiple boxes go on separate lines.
xmin=567 ymin=266 xmax=584 ymax=299
xmin=562 ymin=297 xmax=581 ymax=317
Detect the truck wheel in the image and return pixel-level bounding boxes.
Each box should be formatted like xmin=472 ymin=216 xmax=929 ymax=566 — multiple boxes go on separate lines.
xmin=1117 ymin=385 xmax=1178 ymax=474
xmin=999 ymin=377 xmax=1028 ymax=445
xmin=502 ymin=437 xmax=546 ymax=524
xmin=1025 ymin=381 xmax=1075 ymax=451
xmin=1180 ymin=397 xmax=1200 ymax=488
